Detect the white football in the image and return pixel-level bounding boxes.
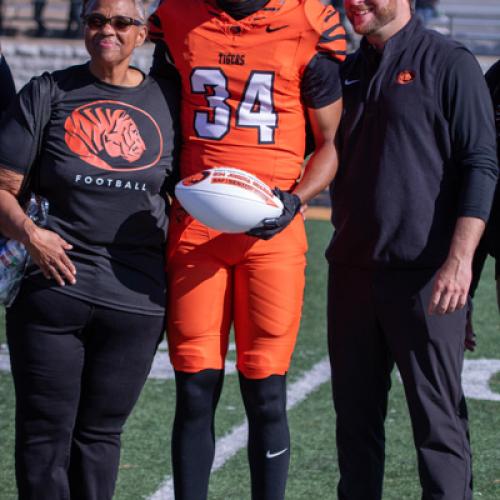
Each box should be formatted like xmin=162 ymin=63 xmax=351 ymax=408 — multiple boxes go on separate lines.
xmin=175 ymin=168 xmax=284 ymax=233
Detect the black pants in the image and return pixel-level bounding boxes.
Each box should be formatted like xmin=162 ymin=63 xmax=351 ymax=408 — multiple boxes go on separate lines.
xmin=6 ymin=284 xmax=164 ymax=500
xmin=328 ymin=265 xmax=472 ymax=500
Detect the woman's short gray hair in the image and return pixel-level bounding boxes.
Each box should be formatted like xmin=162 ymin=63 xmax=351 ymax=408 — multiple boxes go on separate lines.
xmin=82 ymin=0 xmax=147 ymax=22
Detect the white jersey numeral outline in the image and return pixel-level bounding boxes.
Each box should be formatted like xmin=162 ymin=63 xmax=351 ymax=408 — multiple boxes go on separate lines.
xmin=191 ymin=67 xmax=231 ymax=140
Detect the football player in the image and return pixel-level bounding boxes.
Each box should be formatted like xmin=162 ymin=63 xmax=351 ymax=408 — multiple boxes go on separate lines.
xmin=149 ymin=1 xmax=346 ymax=498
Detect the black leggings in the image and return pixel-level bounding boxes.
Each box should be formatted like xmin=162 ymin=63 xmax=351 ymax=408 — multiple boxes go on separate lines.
xmin=6 ymin=284 xmax=164 ymax=500
xmin=172 ymin=370 xmax=290 ymax=500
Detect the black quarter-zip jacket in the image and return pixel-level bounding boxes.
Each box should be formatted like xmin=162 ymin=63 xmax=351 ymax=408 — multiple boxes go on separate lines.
xmin=327 ymin=16 xmax=498 ymax=270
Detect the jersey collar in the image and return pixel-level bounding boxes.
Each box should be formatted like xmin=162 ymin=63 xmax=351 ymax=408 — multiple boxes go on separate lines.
xmin=204 ymin=0 xmax=294 ymax=25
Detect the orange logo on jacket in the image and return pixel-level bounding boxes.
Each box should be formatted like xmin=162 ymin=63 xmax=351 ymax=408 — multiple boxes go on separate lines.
xmin=396 ymin=70 xmax=416 ymax=85
xmin=64 ymin=100 xmax=163 ymax=172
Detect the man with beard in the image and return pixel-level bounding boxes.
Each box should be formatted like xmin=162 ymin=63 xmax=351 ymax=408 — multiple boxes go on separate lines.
xmin=327 ymin=1 xmax=498 ymax=499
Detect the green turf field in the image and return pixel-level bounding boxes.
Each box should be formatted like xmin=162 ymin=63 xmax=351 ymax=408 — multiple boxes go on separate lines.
xmin=1 ymin=220 xmax=499 ymax=499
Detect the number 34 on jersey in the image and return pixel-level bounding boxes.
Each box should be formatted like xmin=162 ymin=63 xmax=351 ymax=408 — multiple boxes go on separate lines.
xmin=149 ymin=0 xmax=346 ymax=186
xmin=191 ymin=68 xmax=278 ymax=144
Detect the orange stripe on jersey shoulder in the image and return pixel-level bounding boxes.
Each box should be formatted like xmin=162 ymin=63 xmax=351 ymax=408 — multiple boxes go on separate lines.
xmin=303 ymin=0 xmax=347 ymax=62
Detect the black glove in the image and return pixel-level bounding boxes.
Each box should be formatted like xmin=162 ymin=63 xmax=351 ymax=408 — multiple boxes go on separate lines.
xmin=247 ymin=188 xmax=302 ymax=240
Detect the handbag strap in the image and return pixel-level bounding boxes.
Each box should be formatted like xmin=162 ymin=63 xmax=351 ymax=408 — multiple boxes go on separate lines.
xmin=18 ymin=72 xmax=53 ymax=205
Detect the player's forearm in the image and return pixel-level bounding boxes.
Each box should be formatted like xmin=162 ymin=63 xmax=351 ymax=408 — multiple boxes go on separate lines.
xmin=293 ymin=99 xmax=342 ymax=204
xmin=293 ymin=140 xmax=338 ymax=204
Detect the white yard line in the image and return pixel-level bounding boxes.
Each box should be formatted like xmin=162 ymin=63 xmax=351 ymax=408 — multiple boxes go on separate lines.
xmin=147 ymin=358 xmax=332 ymax=500
xmin=462 ymin=359 xmax=500 ymax=401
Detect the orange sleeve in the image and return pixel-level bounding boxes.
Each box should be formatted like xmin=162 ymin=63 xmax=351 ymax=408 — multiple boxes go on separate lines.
xmin=304 ymin=0 xmax=347 ymax=62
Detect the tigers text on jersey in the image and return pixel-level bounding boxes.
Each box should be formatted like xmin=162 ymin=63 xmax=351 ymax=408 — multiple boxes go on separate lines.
xmin=149 ymin=0 xmax=346 ymax=190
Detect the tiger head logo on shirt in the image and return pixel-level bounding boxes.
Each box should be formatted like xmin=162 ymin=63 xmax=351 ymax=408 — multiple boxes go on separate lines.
xmin=64 ymin=100 xmax=163 ymax=172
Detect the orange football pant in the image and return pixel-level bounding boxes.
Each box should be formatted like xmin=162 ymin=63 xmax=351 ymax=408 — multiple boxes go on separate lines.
xmin=166 ymin=206 xmax=307 ymax=379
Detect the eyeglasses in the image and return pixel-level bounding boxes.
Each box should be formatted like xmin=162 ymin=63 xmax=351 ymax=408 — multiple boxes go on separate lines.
xmin=81 ymin=13 xmax=144 ymax=31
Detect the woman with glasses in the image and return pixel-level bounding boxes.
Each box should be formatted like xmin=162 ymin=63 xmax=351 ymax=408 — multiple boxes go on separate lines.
xmin=0 ymin=1 xmax=178 ymax=498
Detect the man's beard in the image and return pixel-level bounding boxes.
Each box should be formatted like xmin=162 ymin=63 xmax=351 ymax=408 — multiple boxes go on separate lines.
xmin=348 ymin=1 xmax=398 ymax=36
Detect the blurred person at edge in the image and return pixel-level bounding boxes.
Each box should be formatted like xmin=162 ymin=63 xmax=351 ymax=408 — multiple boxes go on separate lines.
xmin=0 ymin=0 xmax=178 ymax=498
xmin=470 ymin=60 xmax=500 ymax=325
xmin=66 ymin=0 xmax=84 ymax=37
xmin=0 ymin=0 xmax=4 ymax=35
xmin=33 ymin=0 xmax=47 ymax=36
xmin=327 ymin=0 xmax=498 ymax=499
xmin=415 ymin=0 xmax=438 ymax=25
xmin=0 ymin=42 xmax=15 ymax=115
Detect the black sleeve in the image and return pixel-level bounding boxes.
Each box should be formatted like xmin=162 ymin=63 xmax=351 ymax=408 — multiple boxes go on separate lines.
xmin=470 ymin=60 xmax=500 ymax=289
xmin=0 ymin=55 xmax=16 ymax=118
xmin=152 ymin=75 xmax=182 ymax=197
xmin=485 ymin=62 xmax=500 ymax=267
xmin=441 ymin=48 xmax=499 ymax=222
xmin=149 ymin=41 xmax=180 ymax=82
xmin=0 ymin=78 xmax=42 ymax=175
xmin=470 ymin=237 xmax=489 ymax=297
xmin=485 ymin=60 xmax=500 ymax=98
xmin=301 ymin=52 xmax=342 ymax=109
xmin=485 ymin=187 xmax=500 ymax=261
xmin=485 ymin=60 xmax=500 ymax=166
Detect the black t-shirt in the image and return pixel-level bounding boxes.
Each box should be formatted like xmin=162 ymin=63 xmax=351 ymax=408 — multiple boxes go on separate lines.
xmin=0 ymin=64 xmax=179 ymax=315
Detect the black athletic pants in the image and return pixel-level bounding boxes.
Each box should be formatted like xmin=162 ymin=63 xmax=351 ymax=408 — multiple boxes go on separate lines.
xmin=328 ymin=265 xmax=472 ymax=500
xmin=6 ymin=284 xmax=163 ymax=500
xmin=172 ymin=370 xmax=290 ymax=500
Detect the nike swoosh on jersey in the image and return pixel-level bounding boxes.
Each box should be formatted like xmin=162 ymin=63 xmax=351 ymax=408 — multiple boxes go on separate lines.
xmin=266 ymin=25 xmax=289 ymax=33
xmin=266 ymin=448 xmax=288 ymax=459
xmin=344 ymin=79 xmax=360 ymax=86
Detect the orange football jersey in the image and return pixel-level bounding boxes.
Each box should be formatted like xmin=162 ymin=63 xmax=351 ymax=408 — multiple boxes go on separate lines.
xmin=150 ymin=0 xmax=346 ymax=190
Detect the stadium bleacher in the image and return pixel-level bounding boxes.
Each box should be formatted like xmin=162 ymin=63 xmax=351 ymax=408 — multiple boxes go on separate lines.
xmin=430 ymin=0 xmax=500 ymax=55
